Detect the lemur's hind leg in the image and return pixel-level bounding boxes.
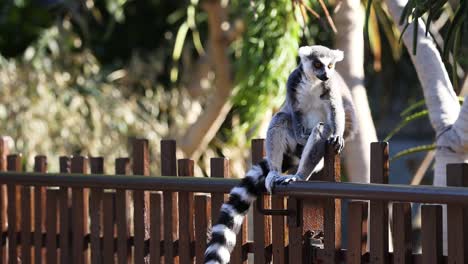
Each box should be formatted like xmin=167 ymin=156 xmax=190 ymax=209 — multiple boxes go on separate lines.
xmin=264 ymin=112 xmax=298 ymax=193
xmin=266 ymin=122 xmax=332 ymax=193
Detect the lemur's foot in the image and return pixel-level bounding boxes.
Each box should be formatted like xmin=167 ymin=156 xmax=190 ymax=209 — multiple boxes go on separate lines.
xmin=328 ymin=135 xmax=344 ymax=154
xmin=265 ymin=171 xmax=301 ymax=193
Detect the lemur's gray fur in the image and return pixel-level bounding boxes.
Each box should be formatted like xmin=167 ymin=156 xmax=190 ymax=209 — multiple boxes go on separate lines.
xmin=204 ymin=45 xmax=357 ymax=264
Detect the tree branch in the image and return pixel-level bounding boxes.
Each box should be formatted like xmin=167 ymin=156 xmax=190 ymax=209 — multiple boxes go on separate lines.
xmin=385 ymin=0 xmax=460 ymax=135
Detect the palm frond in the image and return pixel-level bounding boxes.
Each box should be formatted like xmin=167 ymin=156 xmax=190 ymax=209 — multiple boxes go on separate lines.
xmin=390 ymin=144 xmax=436 ymax=161
xmin=384 ymin=109 xmax=428 ymax=142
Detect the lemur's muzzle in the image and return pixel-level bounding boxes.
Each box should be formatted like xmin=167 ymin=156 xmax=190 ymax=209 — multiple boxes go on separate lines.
xmin=318 ymin=74 xmax=329 ymax=81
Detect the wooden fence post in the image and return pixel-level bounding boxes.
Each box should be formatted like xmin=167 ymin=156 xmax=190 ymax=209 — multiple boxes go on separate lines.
xmin=46 ymin=188 xmax=58 ymax=264
xmin=59 ymin=156 xmax=71 ymax=264
xmin=194 ymin=194 xmax=210 ymax=264
xmin=288 ymin=197 xmax=303 ymax=263
xmin=115 ymin=158 xmax=131 ymax=264
xmin=369 ymin=142 xmax=389 ymax=264
xmin=0 ymin=137 xmax=9 ymax=264
xmin=133 ymin=139 xmax=150 ymax=264
xmin=421 ymin=205 xmax=443 ymax=264
xmin=34 ymin=156 xmax=47 ymax=264
xmin=447 ymin=163 xmax=468 ymax=263
xmin=89 ymin=157 xmax=104 ymax=264
xmin=347 ymin=201 xmax=368 ymax=264
xmin=178 ymin=159 xmax=195 ymax=263
xmin=392 ymin=202 xmax=412 ymax=264
xmin=251 ymin=139 xmax=271 ymax=263
xmin=150 ymin=191 xmax=162 ymax=264
xmin=71 ymin=156 xmax=89 ymax=264
xmin=7 ymin=154 xmax=22 ymax=264
xmin=161 ymin=140 xmax=178 ymax=264
xmin=322 ymin=143 xmax=342 ymax=263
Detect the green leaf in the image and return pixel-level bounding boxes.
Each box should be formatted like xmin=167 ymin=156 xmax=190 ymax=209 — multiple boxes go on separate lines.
xmin=400 ymin=99 xmax=426 ymax=117
xmin=443 ymin=0 xmax=466 ymax=61
xmin=412 ymin=17 xmax=418 ymax=55
xmin=390 ymin=144 xmax=436 ymax=161
xmin=172 ymin=22 xmax=189 ymax=61
xmin=364 ymin=0 xmax=373 ymax=36
xmin=384 ymin=109 xmax=429 ymax=142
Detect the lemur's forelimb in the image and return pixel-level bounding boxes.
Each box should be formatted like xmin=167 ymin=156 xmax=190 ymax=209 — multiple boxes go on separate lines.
xmin=321 ymin=81 xmax=346 ymax=153
xmin=295 ymin=122 xmax=331 ymax=179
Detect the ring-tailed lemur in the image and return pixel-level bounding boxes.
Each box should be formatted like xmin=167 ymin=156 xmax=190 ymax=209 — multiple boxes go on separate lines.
xmin=204 ymin=45 xmax=357 ymax=264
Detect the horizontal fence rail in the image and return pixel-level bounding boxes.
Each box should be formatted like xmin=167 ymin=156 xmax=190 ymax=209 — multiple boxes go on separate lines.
xmin=0 ymin=173 xmax=467 ymax=204
xmin=0 ymin=137 xmax=466 ymax=264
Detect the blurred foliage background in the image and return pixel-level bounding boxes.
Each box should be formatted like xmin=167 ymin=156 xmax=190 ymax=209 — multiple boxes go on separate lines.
xmin=0 ymin=0 xmax=465 ymax=176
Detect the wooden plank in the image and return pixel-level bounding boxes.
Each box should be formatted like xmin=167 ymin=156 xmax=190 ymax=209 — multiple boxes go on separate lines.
xmin=89 ymin=157 xmax=104 ymax=264
xmin=134 ymin=190 xmax=146 ymax=263
xmin=178 ymin=159 xmax=195 ymax=264
xmin=0 ymin=138 xmax=9 ymax=264
xmin=161 ymin=140 xmax=178 ymax=264
xmin=150 ymin=192 xmax=162 ymax=264
xmin=447 ymin=163 xmax=468 ymax=264
xmin=7 ymin=184 xmax=17 ymax=264
xmin=115 ymin=158 xmax=131 ymax=264
xmin=287 ymin=197 xmax=303 ymax=263
xmin=421 ymin=205 xmax=442 ymax=264
xmin=392 ymin=202 xmax=412 ymax=264
xmin=251 ymin=139 xmax=270 ymax=263
xmin=46 ymin=189 xmax=58 ymax=264
xmin=347 ymin=201 xmax=368 ymax=264
xmin=102 ymin=192 xmax=115 ymax=264
xmin=59 ymin=156 xmax=71 ymax=264
xmin=0 ymin=175 xmax=4 ymax=264
xmin=71 ymin=186 xmax=85 ymax=264
xmin=228 ymin=157 xmax=247 ymax=264
xmin=133 ymin=139 xmax=150 ymax=264
xmin=271 ymin=196 xmax=286 ymax=264
xmin=0 ymin=183 xmax=3 ymax=264
xmin=369 ymin=142 xmax=389 ymax=264
xmin=89 ymin=188 xmax=103 ymax=264
xmin=209 ymin=158 xmax=226 ymax=226
xmin=71 ymin=156 xmax=88 ymax=264
xmin=322 ymin=144 xmax=341 ymax=263
xmin=194 ymin=194 xmax=210 ymax=264
xmin=34 ymin=156 xmax=47 ymax=264
xmin=20 ymin=184 xmax=32 ymax=264
xmin=7 ymin=154 xmax=22 ymax=264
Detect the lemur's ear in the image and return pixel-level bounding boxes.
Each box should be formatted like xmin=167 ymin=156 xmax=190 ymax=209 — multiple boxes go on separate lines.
xmin=298 ymin=46 xmax=312 ymax=59
xmin=333 ymin=49 xmax=344 ymax=62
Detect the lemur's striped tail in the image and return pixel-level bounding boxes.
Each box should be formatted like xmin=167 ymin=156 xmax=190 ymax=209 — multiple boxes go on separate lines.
xmin=204 ymin=158 xmax=269 ymax=264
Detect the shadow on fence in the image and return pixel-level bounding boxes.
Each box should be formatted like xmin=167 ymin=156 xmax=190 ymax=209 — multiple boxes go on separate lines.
xmin=0 ymin=137 xmax=466 ymax=264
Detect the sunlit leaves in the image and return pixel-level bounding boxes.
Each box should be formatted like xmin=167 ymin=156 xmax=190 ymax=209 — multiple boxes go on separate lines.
xmin=231 ymin=0 xmax=300 ymax=134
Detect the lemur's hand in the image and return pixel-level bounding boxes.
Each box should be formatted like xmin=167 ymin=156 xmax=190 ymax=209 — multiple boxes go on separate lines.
xmin=297 ymin=127 xmax=312 ymax=145
xmin=328 ymin=135 xmax=344 ymax=154
xmin=265 ymin=171 xmax=301 ymax=193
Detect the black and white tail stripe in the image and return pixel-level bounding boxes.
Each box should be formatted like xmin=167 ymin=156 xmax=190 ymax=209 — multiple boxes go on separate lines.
xmin=204 ymin=159 xmax=269 ymax=264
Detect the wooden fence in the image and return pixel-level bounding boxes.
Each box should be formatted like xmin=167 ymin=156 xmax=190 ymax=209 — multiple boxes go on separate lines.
xmin=0 ymin=137 xmax=466 ymax=263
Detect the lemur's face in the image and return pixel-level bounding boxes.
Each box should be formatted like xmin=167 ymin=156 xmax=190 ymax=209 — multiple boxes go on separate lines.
xmin=298 ymin=46 xmax=344 ymax=81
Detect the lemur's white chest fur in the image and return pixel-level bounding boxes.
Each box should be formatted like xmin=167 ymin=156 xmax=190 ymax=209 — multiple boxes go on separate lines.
xmin=296 ymin=79 xmax=327 ymax=129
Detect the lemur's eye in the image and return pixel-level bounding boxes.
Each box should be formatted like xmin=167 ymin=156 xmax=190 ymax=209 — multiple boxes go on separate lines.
xmin=328 ymin=63 xmax=333 ymax=69
xmin=313 ymin=61 xmax=323 ymax=68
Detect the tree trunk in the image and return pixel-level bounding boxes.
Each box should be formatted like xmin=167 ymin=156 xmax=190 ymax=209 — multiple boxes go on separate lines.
xmin=385 ymin=0 xmax=468 ymax=252
xmin=178 ymin=0 xmax=233 ymax=161
xmin=334 ymin=0 xmax=377 ymax=183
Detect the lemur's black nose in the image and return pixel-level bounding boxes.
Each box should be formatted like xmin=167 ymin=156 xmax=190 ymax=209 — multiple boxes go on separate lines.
xmin=318 ymin=74 xmax=329 ymax=81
